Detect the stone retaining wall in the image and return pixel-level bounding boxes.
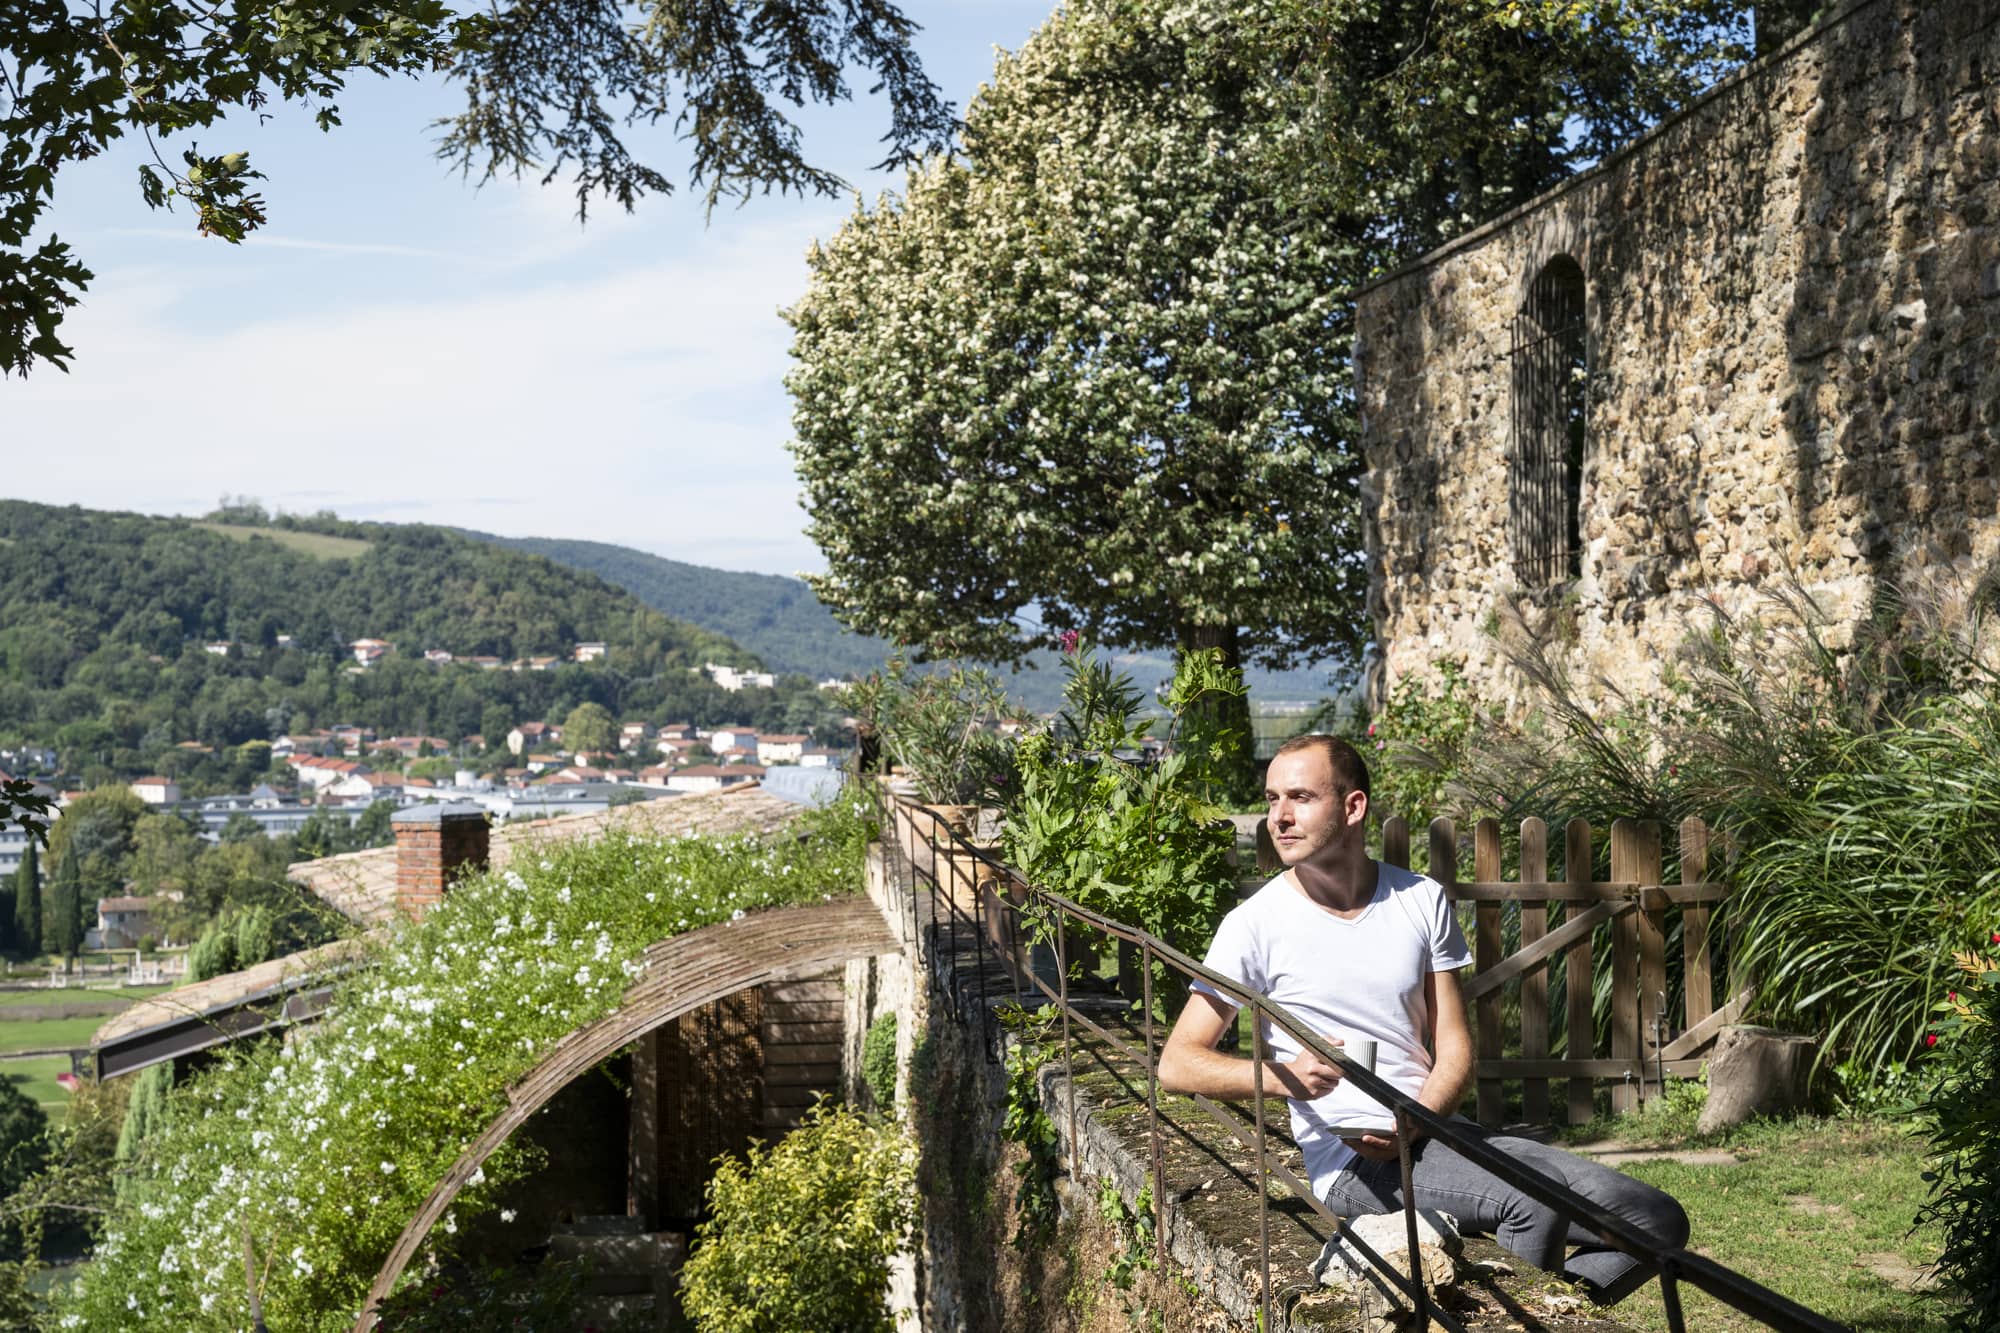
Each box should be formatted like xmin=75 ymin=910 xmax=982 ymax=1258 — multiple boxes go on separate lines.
xmin=1355 ymin=0 xmax=2000 ymax=709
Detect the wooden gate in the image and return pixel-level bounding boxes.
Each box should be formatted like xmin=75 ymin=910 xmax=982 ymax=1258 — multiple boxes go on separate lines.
xmin=1375 ymin=814 xmax=1754 ymax=1126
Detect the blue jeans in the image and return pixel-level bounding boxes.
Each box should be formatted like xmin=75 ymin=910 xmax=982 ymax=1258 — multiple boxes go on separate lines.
xmin=1319 ymin=1119 xmax=1689 ymax=1305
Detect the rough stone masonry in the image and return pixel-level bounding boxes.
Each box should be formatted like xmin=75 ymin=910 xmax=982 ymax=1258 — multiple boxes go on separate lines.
xmin=1354 ymin=0 xmax=2000 ymax=711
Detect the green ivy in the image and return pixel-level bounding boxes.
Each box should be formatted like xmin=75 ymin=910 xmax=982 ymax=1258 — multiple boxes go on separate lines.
xmin=1915 ymin=935 xmax=2000 ymax=1328
xmin=862 ymin=1012 xmax=899 ymax=1111
xmin=999 ymin=1005 xmax=1062 ymax=1250
xmin=678 ymin=1102 xmax=917 ymax=1333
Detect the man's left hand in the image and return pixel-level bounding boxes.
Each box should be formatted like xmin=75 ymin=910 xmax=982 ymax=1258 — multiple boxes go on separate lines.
xmin=1342 ymin=1128 xmax=1424 ymax=1163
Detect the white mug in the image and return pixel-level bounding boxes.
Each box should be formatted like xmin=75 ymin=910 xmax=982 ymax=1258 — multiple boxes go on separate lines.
xmin=1337 ymin=1037 xmax=1377 ymax=1072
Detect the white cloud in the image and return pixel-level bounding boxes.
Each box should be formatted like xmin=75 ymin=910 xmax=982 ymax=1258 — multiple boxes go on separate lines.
xmin=10 ymin=213 xmax=842 ymax=575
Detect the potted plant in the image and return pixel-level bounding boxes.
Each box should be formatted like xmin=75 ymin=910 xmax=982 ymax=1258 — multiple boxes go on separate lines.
xmin=844 ymin=658 xmax=1024 ymax=852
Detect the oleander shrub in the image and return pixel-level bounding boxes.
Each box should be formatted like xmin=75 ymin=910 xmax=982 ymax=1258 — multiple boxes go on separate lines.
xmin=678 ymin=1101 xmax=917 ymax=1333
xmin=1915 ymin=936 xmax=2000 ymax=1328
xmin=51 ymin=796 xmax=870 ymax=1331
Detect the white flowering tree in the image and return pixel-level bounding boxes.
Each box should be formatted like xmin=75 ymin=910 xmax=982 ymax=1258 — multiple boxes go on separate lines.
xmin=785 ymin=1 xmax=1366 ymax=680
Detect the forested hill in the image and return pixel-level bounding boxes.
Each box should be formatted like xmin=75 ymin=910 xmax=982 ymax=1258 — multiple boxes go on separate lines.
xmin=469 ymin=532 xmax=1345 ymax=709
xmin=0 ymin=502 xmax=824 ymax=768
xmin=468 ymin=532 xmax=891 ymax=678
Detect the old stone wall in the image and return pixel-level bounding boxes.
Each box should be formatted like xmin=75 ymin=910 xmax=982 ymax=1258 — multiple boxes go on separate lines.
xmin=1355 ymin=0 xmax=2000 ymax=709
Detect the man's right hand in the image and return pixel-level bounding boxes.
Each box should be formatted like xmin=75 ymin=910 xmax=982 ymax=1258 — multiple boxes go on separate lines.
xmin=1273 ymin=1048 xmax=1343 ymax=1099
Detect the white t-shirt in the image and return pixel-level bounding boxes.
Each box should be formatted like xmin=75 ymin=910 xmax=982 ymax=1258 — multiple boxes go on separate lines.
xmin=1192 ymin=862 xmax=1471 ymax=1196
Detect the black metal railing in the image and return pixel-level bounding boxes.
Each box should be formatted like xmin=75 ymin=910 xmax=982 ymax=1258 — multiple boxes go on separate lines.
xmin=867 ymin=784 xmax=1847 ymax=1333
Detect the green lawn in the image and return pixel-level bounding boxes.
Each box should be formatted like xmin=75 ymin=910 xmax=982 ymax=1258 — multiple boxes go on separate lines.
xmin=0 ymin=1014 xmax=114 ymax=1055
xmin=193 ymin=520 xmax=371 ymax=560
xmin=0 ymin=984 xmax=169 ymax=1008
xmin=1 ymin=1055 xmax=76 ymax=1115
xmin=1591 ymin=1117 xmax=1957 ymax=1333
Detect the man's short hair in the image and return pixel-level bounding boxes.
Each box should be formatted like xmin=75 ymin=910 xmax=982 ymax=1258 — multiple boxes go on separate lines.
xmin=1271 ymin=733 xmax=1372 ymax=801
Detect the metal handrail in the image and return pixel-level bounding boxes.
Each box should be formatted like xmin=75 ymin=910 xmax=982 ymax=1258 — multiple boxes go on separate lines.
xmin=869 ymin=785 xmax=1848 ymax=1333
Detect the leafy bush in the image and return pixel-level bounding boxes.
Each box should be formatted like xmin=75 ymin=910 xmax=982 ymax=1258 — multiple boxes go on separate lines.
xmin=53 ymin=796 xmax=871 ymax=1332
xmin=862 ymin=1011 xmax=898 ymax=1111
xmin=0 ymin=1076 xmax=49 ymax=1259
xmin=1002 ymin=644 xmax=1241 ymax=958
xmin=370 ymin=1257 xmax=607 ymax=1333
xmin=678 ymin=1102 xmax=917 ymax=1333
xmin=1915 ymin=935 xmax=2000 ymax=1327
xmin=1353 ymin=658 xmax=1479 ymax=866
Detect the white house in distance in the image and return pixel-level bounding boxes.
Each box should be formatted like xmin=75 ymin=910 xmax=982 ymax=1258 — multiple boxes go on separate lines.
xmin=704 ymin=663 xmax=776 ymax=692
xmin=325 ymin=770 xmax=408 ymax=803
xmin=574 ymin=642 xmax=609 ymax=663
xmin=708 ymin=726 xmax=756 ymax=753
xmin=618 ymin=721 xmax=653 ymax=752
xmin=664 ymin=764 xmax=763 ymax=794
xmin=96 ymin=896 xmax=160 ymax=949
xmin=130 ymin=776 xmax=182 ymax=806
xmin=756 ymin=734 xmax=808 ymax=765
xmin=349 ymin=638 xmax=393 ymax=667
xmin=508 ymin=722 xmax=563 ymax=756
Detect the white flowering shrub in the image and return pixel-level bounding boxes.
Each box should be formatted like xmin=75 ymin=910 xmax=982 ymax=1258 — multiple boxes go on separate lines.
xmin=54 ymin=797 xmax=872 ymax=1331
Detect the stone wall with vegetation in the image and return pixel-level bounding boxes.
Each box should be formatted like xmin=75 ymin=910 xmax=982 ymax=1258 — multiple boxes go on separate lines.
xmin=1355 ymin=0 xmax=2000 ymax=707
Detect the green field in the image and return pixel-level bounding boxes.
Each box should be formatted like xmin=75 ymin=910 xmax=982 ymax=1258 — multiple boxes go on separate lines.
xmin=0 ymin=985 xmax=169 ymax=1009
xmin=194 ymin=521 xmax=372 ymax=560
xmin=2 ymin=1055 xmax=76 ymax=1114
xmin=0 ymin=1014 xmax=113 ymax=1055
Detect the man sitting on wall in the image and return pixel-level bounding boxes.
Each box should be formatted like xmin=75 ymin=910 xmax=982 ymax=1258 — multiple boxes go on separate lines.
xmin=1158 ymin=734 xmax=1688 ymax=1304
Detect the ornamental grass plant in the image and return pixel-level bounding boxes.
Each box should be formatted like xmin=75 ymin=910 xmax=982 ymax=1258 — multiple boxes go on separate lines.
xmin=1454 ymin=574 xmax=2000 ymax=1094
xmin=52 ymin=796 xmax=871 ymax=1332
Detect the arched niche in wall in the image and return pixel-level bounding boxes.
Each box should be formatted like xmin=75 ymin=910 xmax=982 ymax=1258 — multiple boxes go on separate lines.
xmin=1509 ymin=254 xmax=1588 ymax=589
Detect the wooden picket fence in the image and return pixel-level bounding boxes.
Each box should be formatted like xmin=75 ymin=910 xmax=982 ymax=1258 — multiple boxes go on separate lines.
xmin=1255 ymin=813 xmax=1755 ymax=1127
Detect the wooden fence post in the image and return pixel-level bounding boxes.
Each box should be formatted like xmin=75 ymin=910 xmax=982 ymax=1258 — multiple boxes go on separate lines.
xmin=1609 ymin=819 xmax=1640 ymax=1115
xmin=1382 ymin=815 xmax=1410 ymax=872
xmin=1636 ymin=820 xmax=1667 ymax=1101
xmin=1473 ymin=818 xmax=1505 ymax=1126
xmin=1518 ymin=817 xmax=1550 ymax=1125
xmin=1681 ymin=818 xmax=1714 ymax=1034
xmin=1565 ymin=818 xmax=1595 ymax=1125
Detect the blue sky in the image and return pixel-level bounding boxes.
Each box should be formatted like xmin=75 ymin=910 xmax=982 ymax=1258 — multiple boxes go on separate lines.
xmin=8 ymin=2 xmax=1056 ymax=577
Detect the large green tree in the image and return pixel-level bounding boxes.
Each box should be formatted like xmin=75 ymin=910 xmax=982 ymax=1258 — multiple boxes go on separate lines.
xmin=9 ymin=842 xmax=38 ymax=955
xmin=43 ymin=844 xmax=82 ymax=961
xmin=561 ymin=701 xmax=617 ymax=757
xmin=787 ymin=0 xmax=1750 ymax=676
xmin=788 ymin=3 xmax=1362 ymax=676
xmin=2 ymin=0 xmax=955 ymax=377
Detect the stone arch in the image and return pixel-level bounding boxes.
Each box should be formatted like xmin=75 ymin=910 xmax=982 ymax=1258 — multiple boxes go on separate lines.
xmin=353 ymin=896 xmax=899 ymax=1332
xmin=1510 ymin=253 xmax=1589 ymax=588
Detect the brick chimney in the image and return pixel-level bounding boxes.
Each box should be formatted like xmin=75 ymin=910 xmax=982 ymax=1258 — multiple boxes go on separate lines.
xmin=391 ymin=803 xmax=491 ymax=921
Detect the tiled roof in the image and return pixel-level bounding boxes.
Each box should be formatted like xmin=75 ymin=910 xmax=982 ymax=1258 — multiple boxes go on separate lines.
xmin=286 ymin=784 xmax=802 ymax=927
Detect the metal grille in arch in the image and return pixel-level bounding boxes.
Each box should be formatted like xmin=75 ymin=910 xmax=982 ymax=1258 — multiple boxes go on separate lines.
xmin=1510 ymin=256 xmax=1587 ymax=588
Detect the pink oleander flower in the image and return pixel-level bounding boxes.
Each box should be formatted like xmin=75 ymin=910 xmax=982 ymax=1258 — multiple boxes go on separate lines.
xmin=1058 ymin=629 xmax=1081 ymax=655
